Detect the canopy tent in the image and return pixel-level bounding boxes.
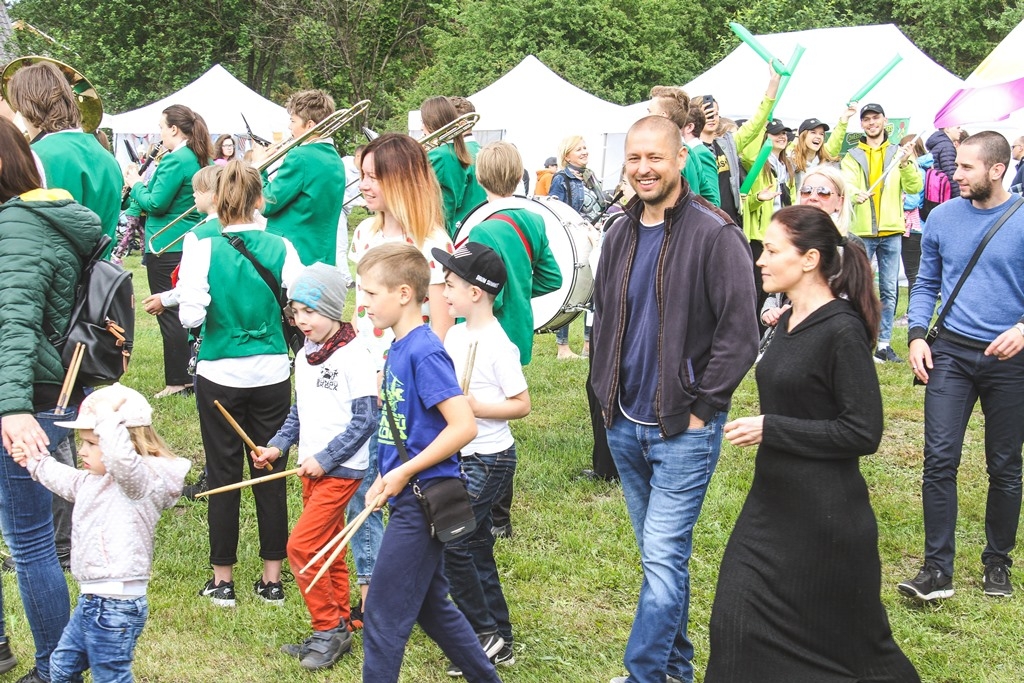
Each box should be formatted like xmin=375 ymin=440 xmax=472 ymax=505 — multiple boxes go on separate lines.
xmin=103 ymin=64 xmax=288 ymax=166
xmin=408 ymin=55 xmax=628 ymax=190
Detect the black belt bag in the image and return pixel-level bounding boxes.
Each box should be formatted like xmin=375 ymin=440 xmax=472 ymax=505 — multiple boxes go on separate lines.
xmin=383 ymin=389 xmax=476 ymax=543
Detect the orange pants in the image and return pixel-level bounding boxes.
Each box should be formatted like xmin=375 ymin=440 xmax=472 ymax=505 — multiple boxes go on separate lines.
xmin=288 ymin=476 xmax=362 ymax=631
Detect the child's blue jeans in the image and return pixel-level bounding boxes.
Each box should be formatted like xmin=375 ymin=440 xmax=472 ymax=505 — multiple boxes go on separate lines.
xmin=50 ymin=594 xmax=148 ymax=683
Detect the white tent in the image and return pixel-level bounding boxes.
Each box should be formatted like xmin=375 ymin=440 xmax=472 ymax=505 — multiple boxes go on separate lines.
xmin=408 ymin=55 xmax=628 ymax=190
xmin=103 ymin=64 xmax=288 ymax=165
xmin=680 ymin=24 xmax=963 ymax=132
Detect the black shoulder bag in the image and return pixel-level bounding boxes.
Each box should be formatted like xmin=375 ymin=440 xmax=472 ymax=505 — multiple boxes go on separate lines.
xmin=924 ymin=196 xmax=1024 ymax=346
xmin=224 ymin=234 xmax=303 ymax=354
xmin=382 ymin=383 xmax=476 ymax=543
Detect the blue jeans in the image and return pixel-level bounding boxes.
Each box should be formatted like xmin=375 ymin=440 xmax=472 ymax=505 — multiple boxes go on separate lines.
xmin=862 ymin=234 xmax=902 ymax=344
xmin=345 ymin=406 xmax=383 ymax=585
xmin=445 ymin=446 xmax=516 ymax=642
xmin=362 ymin=486 xmax=501 ymax=683
xmin=555 ymin=322 xmax=591 ymax=345
xmin=922 ymin=337 xmax=1024 ymax=575
xmin=606 ymin=410 xmax=726 ymax=683
xmin=50 ymin=595 xmax=148 ymax=683
xmin=0 ymin=409 xmax=75 ymax=680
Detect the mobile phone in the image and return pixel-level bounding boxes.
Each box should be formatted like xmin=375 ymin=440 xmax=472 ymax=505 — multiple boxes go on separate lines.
xmin=702 ymin=94 xmax=715 ymax=110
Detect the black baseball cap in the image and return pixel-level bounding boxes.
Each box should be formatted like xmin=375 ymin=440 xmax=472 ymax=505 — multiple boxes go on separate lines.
xmin=799 ymin=118 xmax=830 ymax=134
xmin=860 ymin=103 xmax=885 ymax=117
xmin=766 ymin=118 xmax=791 ymax=135
xmin=431 ymin=242 xmax=507 ymax=295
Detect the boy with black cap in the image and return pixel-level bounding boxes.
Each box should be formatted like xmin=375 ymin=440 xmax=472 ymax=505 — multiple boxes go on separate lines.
xmin=250 ymin=263 xmax=378 ymax=671
xmin=431 ymin=242 xmax=530 ymax=677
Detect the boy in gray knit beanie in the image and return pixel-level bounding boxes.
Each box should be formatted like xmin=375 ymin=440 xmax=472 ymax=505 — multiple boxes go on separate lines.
xmin=288 ymin=262 xmax=350 ymax=322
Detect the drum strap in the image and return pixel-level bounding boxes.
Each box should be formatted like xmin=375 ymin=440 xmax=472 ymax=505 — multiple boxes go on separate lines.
xmin=492 ymin=213 xmax=533 ymax=262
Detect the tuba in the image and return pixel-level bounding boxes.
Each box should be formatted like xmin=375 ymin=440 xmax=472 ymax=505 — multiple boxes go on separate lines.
xmin=1 ymin=56 xmax=103 ymax=133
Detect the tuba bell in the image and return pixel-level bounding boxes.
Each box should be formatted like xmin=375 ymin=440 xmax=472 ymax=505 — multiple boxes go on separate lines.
xmin=1 ymin=55 xmax=103 ymax=133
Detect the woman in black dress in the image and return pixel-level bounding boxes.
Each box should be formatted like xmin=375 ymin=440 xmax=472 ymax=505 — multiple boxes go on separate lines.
xmin=706 ymin=205 xmax=918 ymax=682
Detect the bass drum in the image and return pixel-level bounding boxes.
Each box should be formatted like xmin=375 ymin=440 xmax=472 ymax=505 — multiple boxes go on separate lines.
xmin=455 ymin=196 xmax=594 ymax=333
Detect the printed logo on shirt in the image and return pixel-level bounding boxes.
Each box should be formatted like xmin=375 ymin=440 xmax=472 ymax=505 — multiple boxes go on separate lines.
xmin=317 ymin=367 xmax=339 ymax=391
xmin=379 ymin=374 xmax=407 ymax=445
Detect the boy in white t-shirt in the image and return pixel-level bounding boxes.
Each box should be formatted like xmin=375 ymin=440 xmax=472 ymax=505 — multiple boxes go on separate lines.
xmin=250 ymin=263 xmax=377 ymax=671
xmin=430 ymin=243 xmax=531 ymax=675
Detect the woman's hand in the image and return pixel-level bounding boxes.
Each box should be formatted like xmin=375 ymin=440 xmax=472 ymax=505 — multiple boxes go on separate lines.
xmin=840 ymin=102 xmax=858 ymax=123
xmin=724 ymin=415 xmax=765 ymax=447
xmin=761 ymin=304 xmax=790 ymax=327
xmin=123 ymin=164 xmax=142 ymax=188
xmin=142 ymin=294 xmax=165 ymax=316
xmin=757 ymin=188 xmax=781 ymax=203
xmin=2 ymin=414 xmax=49 ymax=458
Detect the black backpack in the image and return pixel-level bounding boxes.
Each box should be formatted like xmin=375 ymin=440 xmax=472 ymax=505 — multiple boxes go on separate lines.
xmin=46 ymin=235 xmax=135 ymax=386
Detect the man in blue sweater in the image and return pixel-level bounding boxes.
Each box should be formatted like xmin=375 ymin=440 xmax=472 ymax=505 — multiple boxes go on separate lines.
xmin=900 ymin=131 xmax=1024 ymax=602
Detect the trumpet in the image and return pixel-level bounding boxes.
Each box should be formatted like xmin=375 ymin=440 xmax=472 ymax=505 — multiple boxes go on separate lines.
xmin=418 ymin=112 xmax=480 ymax=151
xmin=147 ymin=99 xmax=371 ymax=255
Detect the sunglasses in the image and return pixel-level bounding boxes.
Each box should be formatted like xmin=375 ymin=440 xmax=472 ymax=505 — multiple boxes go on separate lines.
xmin=799 ymin=186 xmax=834 ymax=198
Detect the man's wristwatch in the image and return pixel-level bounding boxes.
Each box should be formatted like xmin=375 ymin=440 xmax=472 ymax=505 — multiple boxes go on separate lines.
xmin=1014 ymin=322 xmax=1024 ymax=337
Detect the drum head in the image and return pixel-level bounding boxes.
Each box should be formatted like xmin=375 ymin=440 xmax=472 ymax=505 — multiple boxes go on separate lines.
xmin=456 ymin=196 xmax=594 ymax=332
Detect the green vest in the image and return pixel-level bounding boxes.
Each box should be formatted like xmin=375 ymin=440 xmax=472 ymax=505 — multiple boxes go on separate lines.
xmin=190 ymin=217 xmax=223 ymax=241
xmin=198 ymin=230 xmax=287 ymax=361
xmin=32 ymin=131 xmax=123 ymax=259
xmin=131 ymin=145 xmax=204 ymax=254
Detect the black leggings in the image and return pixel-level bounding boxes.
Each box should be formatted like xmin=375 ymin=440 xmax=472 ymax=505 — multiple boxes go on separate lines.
xmin=144 ymin=252 xmax=191 ymax=386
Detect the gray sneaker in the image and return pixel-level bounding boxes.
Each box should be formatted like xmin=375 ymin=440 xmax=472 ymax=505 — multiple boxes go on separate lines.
xmin=299 ymin=628 xmax=352 ymax=671
xmin=984 ymin=562 xmax=1012 ymax=597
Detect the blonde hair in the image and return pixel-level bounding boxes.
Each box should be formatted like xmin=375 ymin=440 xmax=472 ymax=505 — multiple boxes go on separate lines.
xmin=361 ymin=133 xmax=444 ymax=249
xmin=557 ymin=135 xmax=585 ymax=169
xmin=286 ymin=90 xmax=335 ymax=126
xmin=649 ymin=86 xmax=690 ymax=130
xmin=127 ymin=426 xmax=175 ymax=458
xmin=192 ymin=165 xmax=223 ymax=194
xmin=216 ymin=160 xmax=262 ymax=225
xmin=475 ymin=141 xmax=523 ymax=197
xmin=801 ymin=165 xmax=852 ymax=235
xmin=793 ymin=127 xmax=839 ymax=173
xmin=356 ymin=242 xmax=430 ymax=303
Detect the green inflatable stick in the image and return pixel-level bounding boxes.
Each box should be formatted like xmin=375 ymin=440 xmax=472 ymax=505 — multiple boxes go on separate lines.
xmin=740 ymin=140 xmax=775 ymax=195
xmin=770 ymin=44 xmax=806 ymax=118
xmin=729 ymin=23 xmax=791 ymax=76
xmin=848 ymin=55 xmax=903 ymax=106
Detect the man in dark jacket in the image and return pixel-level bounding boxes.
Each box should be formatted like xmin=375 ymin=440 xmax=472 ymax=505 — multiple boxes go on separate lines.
xmin=926 ymin=127 xmax=962 ymax=198
xmin=594 ymin=116 xmax=758 ymax=683
xmin=1010 ymin=136 xmax=1024 ymax=194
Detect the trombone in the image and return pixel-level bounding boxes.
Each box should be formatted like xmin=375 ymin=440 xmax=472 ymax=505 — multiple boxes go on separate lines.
xmin=341 ymin=112 xmax=481 ymax=209
xmin=419 ymin=112 xmax=480 ymax=151
xmin=147 ymin=99 xmax=371 ymax=255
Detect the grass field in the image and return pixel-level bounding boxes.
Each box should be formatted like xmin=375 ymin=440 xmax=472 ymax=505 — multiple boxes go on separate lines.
xmin=3 ymin=253 xmax=1023 ymax=682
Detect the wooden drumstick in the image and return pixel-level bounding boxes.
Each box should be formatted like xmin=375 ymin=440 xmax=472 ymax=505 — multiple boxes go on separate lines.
xmin=212 ymin=400 xmax=272 ymax=471
xmin=55 ymin=343 xmax=85 ymax=415
xmin=299 ymin=503 xmax=371 ymax=574
xmin=194 ymin=467 xmax=300 ymax=498
xmin=304 ymin=494 xmax=385 ymax=593
xmin=460 ymin=342 xmax=478 ymax=394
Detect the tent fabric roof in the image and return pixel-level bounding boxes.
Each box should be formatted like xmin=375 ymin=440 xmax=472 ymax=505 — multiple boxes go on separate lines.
xmin=102 ymin=64 xmax=288 ymax=138
xmin=679 ymin=24 xmax=964 ymax=132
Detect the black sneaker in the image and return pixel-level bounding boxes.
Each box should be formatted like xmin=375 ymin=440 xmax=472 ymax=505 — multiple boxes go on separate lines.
xmin=349 ymin=598 xmax=364 ymax=630
xmin=446 ymin=633 xmax=505 ymax=677
xmin=181 ymin=471 xmax=209 ymax=501
xmin=984 ymin=562 xmax=1013 ymax=597
xmin=299 ymin=627 xmax=352 ymax=671
xmin=281 ymin=634 xmax=314 ymax=659
xmin=0 ymin=636 xmax=16 ymax=674
xmin=491 ymin=524 xmax=513 ymax=539
xmin=14 ymin=667 xmax=45 ymax=683
xmin=897 ymin=564 xmax=954 ymax=601
xmin=873 ymin=346 xmax=902 ymax=363
xmin=494 ymin=642 xmax=515 ymax=666
xmin=199 ymin=578 xmax=236 ymax=607
xmin=0 ymin=556 xmax=12 ymax=574
xmin=254 ymin=579 xmax=285 ymax=605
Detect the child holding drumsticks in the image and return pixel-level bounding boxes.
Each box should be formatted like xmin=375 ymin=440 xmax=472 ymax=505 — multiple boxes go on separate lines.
xmin=12 ymin=383 xmax=190 ymax=683
xmin=251 ymin=263 xmax=378 ymax=671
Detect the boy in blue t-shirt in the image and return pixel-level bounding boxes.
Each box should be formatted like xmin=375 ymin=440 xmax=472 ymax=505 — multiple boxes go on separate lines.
xmin=355 ymin=242 xmax=502 ymax=683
